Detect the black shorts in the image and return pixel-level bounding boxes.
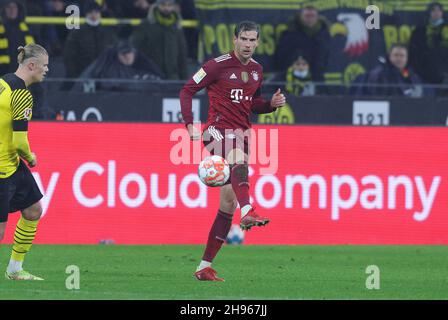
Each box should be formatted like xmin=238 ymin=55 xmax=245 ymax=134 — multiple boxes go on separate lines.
xmin=0 ymin=160 xmax=43 ymax=223
xmin=202 ymin=126 xmax=250 ymax=185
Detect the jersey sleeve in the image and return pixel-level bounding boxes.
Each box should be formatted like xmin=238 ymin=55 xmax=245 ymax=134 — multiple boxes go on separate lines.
xmin=179 ymin=59 xmax=220 ymax=127
xmin=251 ymin=70 xmax=276 ymax=114
xmin=11 ymin=89 xmax=33 ymax=131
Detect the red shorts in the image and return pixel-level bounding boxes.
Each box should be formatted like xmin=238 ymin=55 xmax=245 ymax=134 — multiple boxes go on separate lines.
xmin=202 ymin=126 xmax=250 ymax=165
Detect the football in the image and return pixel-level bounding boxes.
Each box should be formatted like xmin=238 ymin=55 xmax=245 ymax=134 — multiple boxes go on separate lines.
xmin=226 ymin=224 xmax=245 ymax=245
xmin=198 ymin=155 xmax=230 ymax=187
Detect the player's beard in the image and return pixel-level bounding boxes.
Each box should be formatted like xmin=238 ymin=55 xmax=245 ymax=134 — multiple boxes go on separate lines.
xmin=241 ymin=49 xmax=253 ymax=60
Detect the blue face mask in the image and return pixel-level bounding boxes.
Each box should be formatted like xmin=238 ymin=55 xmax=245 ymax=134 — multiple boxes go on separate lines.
xmin=293 ymin=70 xmax=309 ymax=79
xmin=431 ymin=18 xmax=444 ymax=26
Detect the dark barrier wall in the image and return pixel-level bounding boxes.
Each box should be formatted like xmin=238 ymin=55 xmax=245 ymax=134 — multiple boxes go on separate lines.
xmin=46 ymin=91 xmax=448 ymax=126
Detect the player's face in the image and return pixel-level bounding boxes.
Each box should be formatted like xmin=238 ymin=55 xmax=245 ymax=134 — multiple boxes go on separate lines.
xmin=389 ymin=47 xmax=407 ymax=70
xmin=29 ymin=54 xmax=49 ymax=83
xmin=233 ymin=30 xmax=259 ymax=62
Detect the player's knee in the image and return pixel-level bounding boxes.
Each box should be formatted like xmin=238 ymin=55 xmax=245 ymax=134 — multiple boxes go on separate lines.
xmin=220 ymin=198 xmax=238 ymax=214
xmin=226 ymin=148 xmax=247 ymax=166
xmin=231 ymin=163 xmax=248 ymax=181
xmin=225 ymin=199 xmax=238 ymax=213
xmin=23 ymin=202 xmax=43 ymax=221
xmin=0 ymin=230 xmax=4 ymax=241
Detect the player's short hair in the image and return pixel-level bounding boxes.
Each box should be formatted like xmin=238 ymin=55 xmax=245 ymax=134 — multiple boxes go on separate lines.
xmin=17 ymin=44 xmax=48 ymax=65
xmin=388 ymin=43 xmax=408 ymax=54
xmin=234 ymin=21 xmax=260 ymax=39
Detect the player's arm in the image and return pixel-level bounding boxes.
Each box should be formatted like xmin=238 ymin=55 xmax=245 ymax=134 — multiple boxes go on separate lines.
xmin=11 ymin=89 xmax=36 ymax=167
xmin=251 ymin=87 xmax=286 ymax=114
xmin=179 ymin=60 xmax=219 ymax=139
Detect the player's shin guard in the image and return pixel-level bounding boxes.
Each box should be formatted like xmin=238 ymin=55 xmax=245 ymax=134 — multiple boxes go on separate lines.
xmin=202 ymin=210 xmax=233 ymax=263
xmin=230 ymin=163 xmax=250 ymax=209
xmin=10 ymin=217 xmax=39 ymax=264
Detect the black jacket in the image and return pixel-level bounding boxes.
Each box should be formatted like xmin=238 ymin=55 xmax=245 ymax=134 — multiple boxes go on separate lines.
xmin=273 ymin=13 xmax=331 ymax=81
xmin=130 ymin=6 xmax=188 ymax=80
xmin=63 ymin=24 xmax=117 ymax=78
xmin=362 ymin=59 xmax=423 ymax=97
xmin=0 ymin=0 xmax=36 ymax=75
xmin=409 ymin=21 xmax=448 ymax=84
xmin=78 ymin=45 xmax=165 ymax=92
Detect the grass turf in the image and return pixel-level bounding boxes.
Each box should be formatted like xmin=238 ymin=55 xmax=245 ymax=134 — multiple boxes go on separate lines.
xmin=0 ymin=245 xmax=447 ymax=300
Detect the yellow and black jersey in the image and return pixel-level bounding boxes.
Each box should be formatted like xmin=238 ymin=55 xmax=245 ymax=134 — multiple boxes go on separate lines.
xmin=0 ymin=73 xmax=34 ymax=178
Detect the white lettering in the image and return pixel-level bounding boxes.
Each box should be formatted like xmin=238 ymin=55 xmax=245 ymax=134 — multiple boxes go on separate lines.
xmin=332 ymin=175 xmax=359 ymax=220
xmin=119 ymin=173 xmax=147 ymax=208
xmin=73 ymin=162 xmax=104 ymax=207
xmin=414 ymin=176 xmax=441 ymax=221
xmin=255 ymin=175 xmax=282 ymax=208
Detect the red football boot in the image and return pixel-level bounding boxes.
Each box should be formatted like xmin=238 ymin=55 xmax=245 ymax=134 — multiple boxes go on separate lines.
xmin=240 ymin=207 xmax=270 ymax=231
xmin=194 ymin=267 xmax=225 ymax=282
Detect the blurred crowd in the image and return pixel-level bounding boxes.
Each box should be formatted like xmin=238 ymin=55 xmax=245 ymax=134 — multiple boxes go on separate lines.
xmin=0 ymin=0 xmax=448 ymax=97
xmin=0 ymin=0 xmax=196 ymax=83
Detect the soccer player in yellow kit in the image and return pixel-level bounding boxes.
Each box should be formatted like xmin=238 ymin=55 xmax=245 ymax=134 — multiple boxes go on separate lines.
xmin=0 ymin=44 xmax=48 ymax=280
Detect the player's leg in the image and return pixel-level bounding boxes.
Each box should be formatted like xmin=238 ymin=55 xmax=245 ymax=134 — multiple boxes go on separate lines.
xmin=227 ymin=147 xmax=251 ymax=214
xmin=0 ymin=180 xmax=9 ymax=241
xmin=195 ymin=184 xmax=237 ymax=281
xmin=5 ymin=161 xmax=44 ymax=280
xmin=5 ymin=201 xmax=44 ymax=280
xmin=226 ymin=147 xmax=269 ymax=230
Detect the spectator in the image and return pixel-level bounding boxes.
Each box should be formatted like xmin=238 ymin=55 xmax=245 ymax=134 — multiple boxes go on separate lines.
xmin=63 ymin=0 xmax=117 ymax=79
xmin=363 ymin=44 xmax=423 ymax=97
xmin=78 ymin=39 xmax=165 ymax=91
xmin=120 ymin=0 xmax=151 ymax=18
xmin=409 ymin=2 xmax=448 ymax=85
xmin=0 ymin=0 xmax=38 ymax=75
xmin=179 ymin=0 xmax=198 ymax=62
xmin=131 ymin=0 xmax=188 ymax=80
xmin=270 ymin=55 xmax=315 ymax=96
xmin=94 ymin=0 xmax=119 ymax=17
xmin=116 ymin=0 xmax=152 ymax=38
xmin=273 ymin=5 xmax=330 ymax=82
xmin=41 ymin=0 xmax=70 ymax=56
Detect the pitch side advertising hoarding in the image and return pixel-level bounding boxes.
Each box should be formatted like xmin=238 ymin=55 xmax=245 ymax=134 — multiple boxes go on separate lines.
xmin=3 ymin=123 xmax=447 ymax=244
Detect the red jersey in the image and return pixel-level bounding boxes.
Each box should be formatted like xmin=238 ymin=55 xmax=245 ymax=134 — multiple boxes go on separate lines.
xmin=180 ymin=51 xmax=275 ymax=130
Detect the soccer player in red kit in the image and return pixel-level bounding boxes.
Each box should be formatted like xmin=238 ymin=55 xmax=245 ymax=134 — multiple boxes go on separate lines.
xmin=180 ymin=21 xmax=286 ymax=281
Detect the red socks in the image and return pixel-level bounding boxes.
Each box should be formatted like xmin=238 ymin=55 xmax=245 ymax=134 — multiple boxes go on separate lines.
xmin=230 ymin=164 xmax=250 ymax=208
xmin=202 ymin=210 xmax=233 ymax=262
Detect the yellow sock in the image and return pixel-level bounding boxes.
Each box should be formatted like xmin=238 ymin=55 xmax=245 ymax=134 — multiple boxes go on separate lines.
xmin=10 ymin=217 xmax=39 ymax=263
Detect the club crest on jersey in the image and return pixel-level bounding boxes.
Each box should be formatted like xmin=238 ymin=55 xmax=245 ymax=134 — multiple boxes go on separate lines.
xmin=241 ymin=71 xmax=249 ymax=83
xmin=251 ymin=71 xmax=259 ymax=81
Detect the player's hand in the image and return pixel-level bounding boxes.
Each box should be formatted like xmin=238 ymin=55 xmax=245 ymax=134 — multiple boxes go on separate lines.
xmin=27 ymin=153 xmax=37 ymax=168
xmin=270 ymin=88 xmax=286 ymax=108
xmin=187 ymin=124 xmax=201 ymax=141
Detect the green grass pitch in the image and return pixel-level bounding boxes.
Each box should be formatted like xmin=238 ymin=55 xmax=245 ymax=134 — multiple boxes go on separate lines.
xmin=0 ymin=245 xmax=447 ymax=299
